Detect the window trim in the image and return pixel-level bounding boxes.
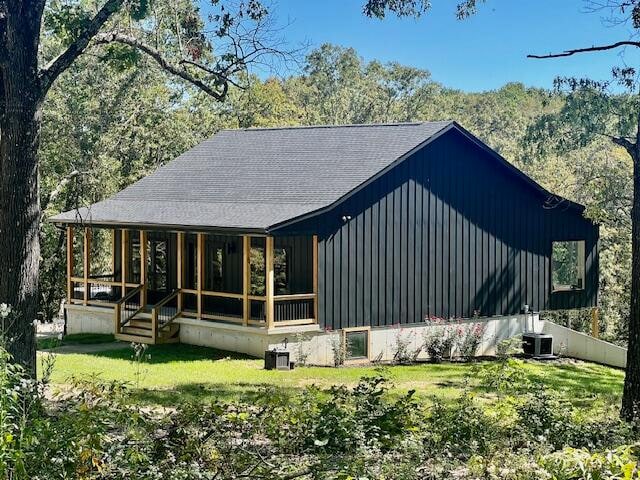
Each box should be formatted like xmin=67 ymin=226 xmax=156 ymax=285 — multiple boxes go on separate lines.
xmin=342 ymin=327 xmax=371 ymax=363
xmin=551 ymin=240 xmax=586 ymax=293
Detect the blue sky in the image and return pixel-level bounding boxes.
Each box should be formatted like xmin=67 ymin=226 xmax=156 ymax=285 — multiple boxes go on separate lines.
xmin=266 ymin=0 xmax=640 ymax=92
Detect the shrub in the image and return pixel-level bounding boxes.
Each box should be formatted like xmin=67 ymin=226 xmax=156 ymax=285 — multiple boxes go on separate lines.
xmin=329 ymin=331 xmax=347 ymax=366
xmin=453 ymin=322 xmax=486 ymax=360
xmin=392 ymin=328 xmax=422 ymax=364
xmin=423 ymin=321 xmax=455 ymax=363
xmin=426 ymin=391 xmax=499 ymax=457
xmin=293 ymin=332 xmax=311 ymax=365
xmin=495 ymin=336 xmax=522 ymax=359
xmin=541 ymin=444 xmax=640 ymax=479
xmin=515 ymin=388 xmax=631 ymax=450
xmin=476 ymin=358 xmax=531 ymax=394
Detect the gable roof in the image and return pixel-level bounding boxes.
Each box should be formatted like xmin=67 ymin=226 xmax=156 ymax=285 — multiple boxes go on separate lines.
xmin=50 ymin=121 xmax=583 ymax=232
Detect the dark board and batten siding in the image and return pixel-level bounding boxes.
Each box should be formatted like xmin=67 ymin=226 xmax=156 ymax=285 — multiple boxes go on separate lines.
xmin=274 ymin=129 xmax=598 ymax=331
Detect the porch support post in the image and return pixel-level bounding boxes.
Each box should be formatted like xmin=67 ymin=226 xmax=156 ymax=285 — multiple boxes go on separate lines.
xmin=66 ymin=226 xmax=73 ymax=303
xmin=111 ymin=229 xmax=116 ymax=276
xmin=82 ymin=227 xmax=91 ymax=305
xmin=243 ymin=235 xmax=250 ymax=326
xmin=265 ymin=236 xmax=274 ymax=329
xmin=197 ymin=233 xmax=204 ymax=319
xmin=313 ymin=234 xmax=318 ymax=324
xmin=177 ymin=232 xmax=184 ymax=312
xmin=121 ymin=229 xmax=128 ymax=293
xmin=140 ymin=230 xmax=147 ymax=306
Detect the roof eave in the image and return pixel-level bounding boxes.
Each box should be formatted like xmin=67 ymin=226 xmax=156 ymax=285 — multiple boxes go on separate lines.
xmin=48 ymin=217 xmax=268 ymax=235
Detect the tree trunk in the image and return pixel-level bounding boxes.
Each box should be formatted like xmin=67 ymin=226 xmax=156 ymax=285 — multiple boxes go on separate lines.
xmin=0 ymin=8 xmax=44 ymax=373
xmin=622 ymin=149 xmax=640 ymax=420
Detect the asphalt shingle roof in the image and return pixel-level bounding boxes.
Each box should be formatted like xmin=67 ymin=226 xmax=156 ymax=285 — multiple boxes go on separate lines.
xmin=50 ymin=121 xmax=453 ymax=231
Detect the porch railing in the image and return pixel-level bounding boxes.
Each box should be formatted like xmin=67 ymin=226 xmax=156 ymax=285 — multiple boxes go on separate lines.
xmin=151 ymin=289 xmax=181 ymax=339
xmin=114 ymin=285 xmax=144 ymax=335
xmin=273 ymin=294 xmax=316 ymax=327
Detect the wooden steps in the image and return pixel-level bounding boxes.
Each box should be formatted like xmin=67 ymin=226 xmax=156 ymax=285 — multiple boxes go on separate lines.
xmin=115 ymin=314 xmax=180 ymax=345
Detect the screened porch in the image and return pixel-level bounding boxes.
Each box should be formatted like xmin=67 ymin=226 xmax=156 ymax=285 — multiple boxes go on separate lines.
xmin=65 ymin=227 xmax=318 ymax=342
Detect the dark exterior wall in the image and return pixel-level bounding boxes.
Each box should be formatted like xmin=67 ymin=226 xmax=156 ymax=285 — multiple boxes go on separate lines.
xmin=274 ymin=129 xmax=599 ymax=330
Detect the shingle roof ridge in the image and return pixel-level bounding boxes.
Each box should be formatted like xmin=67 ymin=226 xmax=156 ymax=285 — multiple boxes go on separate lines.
xmin=220 ymin=120 xmax=453 ymax=132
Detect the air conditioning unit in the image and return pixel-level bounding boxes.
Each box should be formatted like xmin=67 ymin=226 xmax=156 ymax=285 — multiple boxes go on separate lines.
xmin=522 ymin=333 xmax=555 ymax=359
xmin=264 ymin=350 xmax=291 ymax=370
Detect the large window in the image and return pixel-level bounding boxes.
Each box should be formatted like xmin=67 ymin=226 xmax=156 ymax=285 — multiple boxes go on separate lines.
xmin=551 ymin=240 xmax=585 ymax=291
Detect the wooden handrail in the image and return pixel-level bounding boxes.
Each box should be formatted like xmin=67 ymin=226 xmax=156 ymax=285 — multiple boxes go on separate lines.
xmin=151 ymin=289 xmax=182 ymax=340
xmin=114 ymin=285 xmax=145 ymax=334
xmin=273 ymin=293 xmax=316 ymax=301
xmin=153 ymin=289 xmax=180 ymax=310
xmin=117 ymin=285 xmax=144 ymax=306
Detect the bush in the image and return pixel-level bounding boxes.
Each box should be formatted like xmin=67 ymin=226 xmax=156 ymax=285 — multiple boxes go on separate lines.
xmin=423 ymin=324 xmax=455 ymax=363
xmin=426 ymin=391 xmax=499 ymax=457
xmin=392 ymin=328 xmax=422 ymax=364
xmin=541 ymin=444 xmax=640 ymax=479
xmin=453 ymin=322 xmax=486 ymax=360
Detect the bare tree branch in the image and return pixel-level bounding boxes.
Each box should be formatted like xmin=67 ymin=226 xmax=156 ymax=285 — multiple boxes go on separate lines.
xmin=39 ymin=0 xmax=125 ymax=94
xmin=528 ymin=40 xmax=640 ymax=59
xmin=93 ymin=32 xmax=228 ymax=100
xmin=178 ymin=58 xmax=244 ymax=89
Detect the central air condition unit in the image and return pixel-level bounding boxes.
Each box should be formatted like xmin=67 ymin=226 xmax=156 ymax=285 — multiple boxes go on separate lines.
xmin=264 ymin=350 xmax=291 ymax=370
xmin=522 ymin=333 xmax=555 ymax=359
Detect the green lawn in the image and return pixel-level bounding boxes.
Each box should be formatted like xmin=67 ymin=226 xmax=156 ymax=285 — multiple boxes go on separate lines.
xmin=41 ymin=342 xmax=625 ymax=407
xmin=37 ymin=333 xmax=115 ymax=350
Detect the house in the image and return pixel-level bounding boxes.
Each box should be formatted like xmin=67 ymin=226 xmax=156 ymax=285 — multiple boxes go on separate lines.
xmin=50 ymin=121 xmax=599 ymax=365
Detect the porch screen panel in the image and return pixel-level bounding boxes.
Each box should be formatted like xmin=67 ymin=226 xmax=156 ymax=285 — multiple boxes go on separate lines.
xmin=250 ymin=237 xmax=266 ymax=296
xmin=204 ymin=235 xmax=242 ymax=293
xmin=71 ymin=229 xmax=84 ymax=278
xmin=127 ymin=230 xmax=141 ymax=284
xmin=183 ymin=233 xmax=198 ymax=290
xmin=89 ymin=228 xmax=115 ymax=280
xmin=274 ymin=236 xmax=313 ymax=294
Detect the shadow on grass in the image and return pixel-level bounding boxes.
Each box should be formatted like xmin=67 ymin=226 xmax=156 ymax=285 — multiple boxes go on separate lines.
xmin=87 ymin=343 xmax=259 ymax=364
xmin=128 ymin=382 xmax=302 ymax=406
xmin=525 ymin=362 xmax=623 ymax=399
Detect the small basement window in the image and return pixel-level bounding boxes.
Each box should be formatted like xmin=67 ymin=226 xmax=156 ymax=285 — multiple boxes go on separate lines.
xmin=551 ymin=240 xmax=585 ymax=291
xmin=344 ymin=329 xmax=369 ymax=360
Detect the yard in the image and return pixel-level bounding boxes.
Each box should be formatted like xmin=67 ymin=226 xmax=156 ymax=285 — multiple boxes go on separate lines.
xmin=22 ymin=337 xmax=636 ymax=479
xmin=40 ymin=339 xmax=625 ymax=407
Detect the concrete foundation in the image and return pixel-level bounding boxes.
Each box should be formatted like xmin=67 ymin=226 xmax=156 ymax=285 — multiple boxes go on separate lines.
xmin=65 ymin=304 xmax=114 ymax=335
xmin=64 ymin=304 xmax=627 ymax=368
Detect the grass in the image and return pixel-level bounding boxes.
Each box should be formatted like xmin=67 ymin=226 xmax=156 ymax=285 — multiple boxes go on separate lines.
xmin=41 ymin=343 xmax=625 ymax=407
xmin=37 ymin=333 xmax=115 ymax=350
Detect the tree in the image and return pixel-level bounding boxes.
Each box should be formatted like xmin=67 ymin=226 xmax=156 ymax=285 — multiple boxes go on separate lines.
xmin=360 ymin=0 xmax=640 ymax=419
xmin=0 ymin=0 xmax=290 ymax=372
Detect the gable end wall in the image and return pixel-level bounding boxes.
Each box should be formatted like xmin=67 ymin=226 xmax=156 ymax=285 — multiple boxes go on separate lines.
xmin=274 ymin=129 xmax=599 ymax=330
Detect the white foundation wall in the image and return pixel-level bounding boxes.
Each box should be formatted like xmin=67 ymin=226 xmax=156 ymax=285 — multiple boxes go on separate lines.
xmin=65 ymin=304 xmax=114 ymax=335
xmin=65 ymin=305 xmax=628 ymax=369
xmin=541 ymin=321 xmax=627 ymax=368
xmin=270 ymin=314 xmax=543 ymax=366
